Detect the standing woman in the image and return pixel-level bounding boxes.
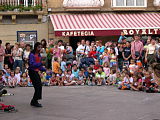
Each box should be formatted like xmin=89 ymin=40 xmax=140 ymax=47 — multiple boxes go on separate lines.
xmin=12 ymin=43 xmax=23 ymax=71
xmin=52 ymin=42 xmax=61 ymax=64
xmin=4 ymin=43 xmax=14 ymax=70
xmin=41 ymin=39 xmax=47 ymax=67
xmin=28 ymin=42 xmax=46 ymax=107
xmin=145 ymin=38 xmax=156 ymax=68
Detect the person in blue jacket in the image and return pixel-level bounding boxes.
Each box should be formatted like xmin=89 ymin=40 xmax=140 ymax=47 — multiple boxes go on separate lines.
xmin=28 ymin=42 xmax=46 ymax=107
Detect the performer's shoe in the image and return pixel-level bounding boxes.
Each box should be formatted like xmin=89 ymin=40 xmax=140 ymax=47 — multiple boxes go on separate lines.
xmin=30 ymin=100 xmax=43 ymax=107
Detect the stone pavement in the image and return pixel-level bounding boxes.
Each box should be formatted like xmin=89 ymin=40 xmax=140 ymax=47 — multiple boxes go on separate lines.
xmin=0 ymin=86 xmax=160 ymax=120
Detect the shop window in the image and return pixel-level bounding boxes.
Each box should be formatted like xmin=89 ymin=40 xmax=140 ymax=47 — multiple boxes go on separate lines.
xmin=112 ymin=0 xmax=147 ymax=7
xmin=2 ymin=16 xmax=12 ymax=24
xmin=16 ymin=15 xmax=38 ymax=24
xmin=63 ymin=0 xmax=104 ymax=8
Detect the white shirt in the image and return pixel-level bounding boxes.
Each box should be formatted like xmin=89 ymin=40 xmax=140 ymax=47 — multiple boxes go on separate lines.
xmin=14 ymin=48 xmax=23 ymax=60
xmin=58 ymin=46 xmax=65 ymax=51
xmin=123 ymin=77 xmax=133 ymax=83
xmin=147 ymin=44 xmax=156 ymax=54
xmin=15 ymin=73 xmax=21 ymax=83
xmin=23 ymin=50 xmax=30 ymax=59
xmin=77 ymin=45 xmax=90 ymax=55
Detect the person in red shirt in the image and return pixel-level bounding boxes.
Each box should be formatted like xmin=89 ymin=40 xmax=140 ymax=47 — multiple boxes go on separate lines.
xmin=94 ymin=59 xmax=101 ymax=71
xmin=89 ymin=46 xmax=97 ymax=59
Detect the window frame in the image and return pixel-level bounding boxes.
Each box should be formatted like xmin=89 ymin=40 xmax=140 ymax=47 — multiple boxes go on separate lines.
xmin=112 ymin=0 xmax=147 ymax=7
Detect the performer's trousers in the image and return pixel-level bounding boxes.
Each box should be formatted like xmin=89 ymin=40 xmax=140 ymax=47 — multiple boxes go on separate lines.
xmin=29 ymin=70 xmax=42 ymax=101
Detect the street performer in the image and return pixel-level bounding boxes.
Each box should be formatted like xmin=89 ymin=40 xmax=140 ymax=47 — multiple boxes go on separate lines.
xmin=28 ymin=42 xmax=46 ymax=107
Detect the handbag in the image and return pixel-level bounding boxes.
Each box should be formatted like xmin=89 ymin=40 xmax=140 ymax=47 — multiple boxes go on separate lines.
xmin=134 ymin=42 xmax=140 ymax=57
xmin=9 ymin=57 xmax=14 ymax=64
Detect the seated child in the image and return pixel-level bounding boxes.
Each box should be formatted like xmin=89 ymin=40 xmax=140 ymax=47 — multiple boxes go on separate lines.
xmin=64 ymin=70 xmax=76 ymax=86
xmin=115 ymin=72 xmax=122 ymax=85
xmin=18 ymin=73 xmax=28 ymax=87
xmin=50 ymin=73 xmax=58 ymax=86
xmin=118 ymin=72 xmax=133 ymax=90
xmin=8 ymin=71 xmax=17 ymax=88
xmin=5 ymin=68 xmax=11 ymax=85
xmin=77 ymin=71 xmax=85 ymax=85
xmin=0 ymin=70 xmax=5 ymax=86
xmin=95 ymin=66 xmax=106 ymax=86
xmin=129 ymin=59 xmax=138 ymax=74
xmin=27 ymin=78 xmax=33 ymax=87
xmin=106 ymin=69 xmax=117 ymax=85
xmin=56 ymin=69 xmax=64 ymax=86
xmin=46 ymin=70 xmax=52 ymax=84
xmin=103 ymin=62 xmax=110 ymax=78
xmin=86 ymin=67 xmax=96 ymax=86
xmin=40 ymin=72 xmax=49 ymax=86
xmin=143 ymin=72 xmax=159 ymax=93
xmin=72 ymin=64 xmax=79 ymax=78
xmin=3 ymin=64 xmax=8 ymax=74
xmin=130 ymin=73 xmax=142 ymax=91
xmin=15 ymin=67 xmax=21 ymax=85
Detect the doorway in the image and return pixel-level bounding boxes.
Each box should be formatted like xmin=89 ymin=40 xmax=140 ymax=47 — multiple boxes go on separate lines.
xmin=69 ymin=36 xmax=96 ymax=51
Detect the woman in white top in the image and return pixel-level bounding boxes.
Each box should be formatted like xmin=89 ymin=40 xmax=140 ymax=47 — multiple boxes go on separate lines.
xmin=23 ymin=44 xmax=31 ymax=69
xmin=145 ymin=38 xmax=156 ymax=67
xmin=12 ymin=43 xmax=23 ymax=71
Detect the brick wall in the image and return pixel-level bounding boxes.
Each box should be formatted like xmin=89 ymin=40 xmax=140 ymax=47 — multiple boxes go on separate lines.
xmin=0 ymin=23 xmax=48 ymax=45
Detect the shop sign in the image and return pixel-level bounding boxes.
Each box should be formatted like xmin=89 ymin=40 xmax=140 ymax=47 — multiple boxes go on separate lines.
xmin=62 ymin=31 xmax=95 ymax=36
xmin=123 ymin=29 xmax=160 ymax=35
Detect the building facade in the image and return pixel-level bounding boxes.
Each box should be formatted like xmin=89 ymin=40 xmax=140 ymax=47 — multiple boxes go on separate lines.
xmin=0 ymin=0 xmax=160 ymax=46
xmin=48 ymin=0 xmax=160 ymax=50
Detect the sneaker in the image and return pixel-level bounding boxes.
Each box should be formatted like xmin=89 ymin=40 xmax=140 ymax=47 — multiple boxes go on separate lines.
xmin=30 ymin=102 xmax=42 ymax=107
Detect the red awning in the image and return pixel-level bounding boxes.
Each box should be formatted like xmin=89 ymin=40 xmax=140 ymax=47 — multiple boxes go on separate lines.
xmin=50 ymin=13 xmax=160 ymax=36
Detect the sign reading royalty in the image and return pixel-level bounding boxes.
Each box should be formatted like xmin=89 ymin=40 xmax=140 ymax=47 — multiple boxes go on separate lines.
xmin=123 ymin=29 xmax=160 ymax=35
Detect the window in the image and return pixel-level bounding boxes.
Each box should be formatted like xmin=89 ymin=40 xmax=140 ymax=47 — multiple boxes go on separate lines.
xmin=63 ymin=0 xmax=104 ymax=7
xmin=112 ymin=0 xmax=147 ymax=7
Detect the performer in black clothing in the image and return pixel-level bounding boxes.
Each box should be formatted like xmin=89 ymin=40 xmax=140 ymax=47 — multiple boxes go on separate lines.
xmin=28 ymin=42 xmax=46 ymax=107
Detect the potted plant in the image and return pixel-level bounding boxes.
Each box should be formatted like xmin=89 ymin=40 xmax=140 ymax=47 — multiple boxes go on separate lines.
xmin=32 ymin=4 xmax=42 ymax=12
xmin=0 ymin=5 xmax=5 ymax=11
xmin=23 ymin=6 xmax=32 ymax=11
xmin=7 ymin=5 xmax=15 ymax=11
xmin=17 ymin=5 xmax=24 ymax=12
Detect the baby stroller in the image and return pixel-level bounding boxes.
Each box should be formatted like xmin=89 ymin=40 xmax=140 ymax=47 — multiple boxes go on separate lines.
xmin=79 ymin=57 xmax=95 ymax=69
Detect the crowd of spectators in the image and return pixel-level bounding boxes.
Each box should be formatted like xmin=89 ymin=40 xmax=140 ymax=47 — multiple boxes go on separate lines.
xmin=0 ymin=33 xmax=160 ymax=93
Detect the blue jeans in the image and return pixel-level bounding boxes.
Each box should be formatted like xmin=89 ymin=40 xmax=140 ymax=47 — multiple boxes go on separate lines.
xmin=0 ymin=61 xmax=3 ymax=70
xmin=13 ymin=60 xmax=23 ymax=71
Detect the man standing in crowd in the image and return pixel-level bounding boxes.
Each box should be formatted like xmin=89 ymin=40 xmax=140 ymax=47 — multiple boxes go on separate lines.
xmin=0 ymin=40 xmax=5 ymax=70
xmin=131 ymin=34 xmax=144 ymax=61
xmin=47 ymin=39 xmax=54 ymax=69
xmin=58 ymin=40 xmax=64 ymax=51
xmin=76 ymin=39 xmax=90 ymax=63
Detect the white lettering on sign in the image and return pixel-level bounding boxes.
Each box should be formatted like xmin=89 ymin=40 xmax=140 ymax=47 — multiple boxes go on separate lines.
xmin=135 ymin=29 xmax=140 ymax=34
xmin=62 ymin=31 xmax=95 ymax=36
xmin=123 ymin=30 xmax=128 ymax=35
xmin=123 ymin=29 xmax=160 ymax=35
xmin=154 ymin=29 xmax=159 ymax=34
xmin=129 ymin=30 xmax=134 ymax=35
xmin=142 ymin=29 xmax=147 ymax=34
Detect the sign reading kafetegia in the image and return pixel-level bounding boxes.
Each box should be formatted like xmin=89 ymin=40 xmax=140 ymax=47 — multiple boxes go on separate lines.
xmin=62 ymin=31 xmax=95 ymax=37
xmin=123 ymin=29 xmax=160 ymax=35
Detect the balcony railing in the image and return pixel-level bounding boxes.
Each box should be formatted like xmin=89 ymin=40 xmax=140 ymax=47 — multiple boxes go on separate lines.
xmin=0 ymin=0 xmax=43 ymax=11
xmin=63 ymin=0 xmax=104 ymax=8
